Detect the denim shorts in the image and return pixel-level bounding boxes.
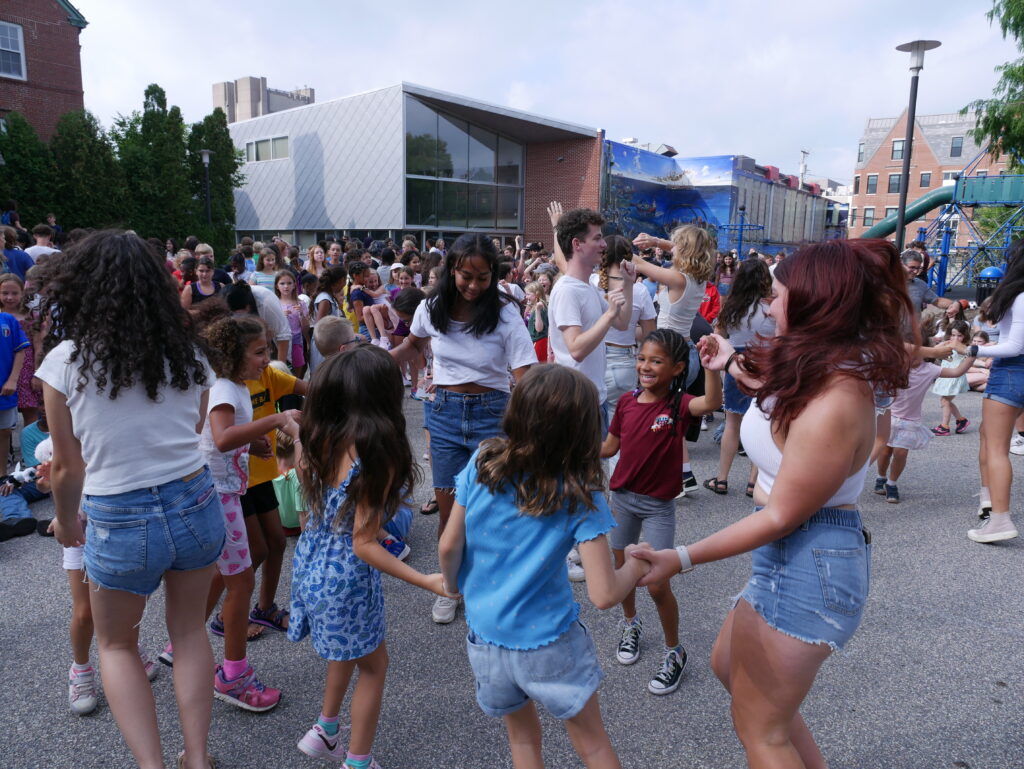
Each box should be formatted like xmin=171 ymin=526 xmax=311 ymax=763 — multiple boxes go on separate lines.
xmin=723 ymin=346 xmax=751 ymax=415
xmin=604 ymin=344 xmax=637 ymax=420
xmin=465 ymin=620 xmax=603 ymax=720
xmin=424 ymin=389 xmax=509 ymax=489
xmin=609 ymin=489 xmax=676 ymax=551
xmin=984 ymin=354 xmax=1024 ymax=409
xmin=82 ymin=467 xmax=225 ymax=596
xmin=737 ymin=507 xmax=871 ymax=651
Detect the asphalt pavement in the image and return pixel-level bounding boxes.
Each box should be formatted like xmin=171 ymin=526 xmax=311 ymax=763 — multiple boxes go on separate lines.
xmin=2 ymin=390 xmax=1022 ymax=769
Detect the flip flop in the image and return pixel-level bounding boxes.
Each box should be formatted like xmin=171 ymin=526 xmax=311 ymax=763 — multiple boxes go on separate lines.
xmin=745 ymin=482 xmax=756 ymax=498
xmin=702 ymin=478 xmax=728 ymax=495
xmin=420 ymin=499 xmax=439 ymax=515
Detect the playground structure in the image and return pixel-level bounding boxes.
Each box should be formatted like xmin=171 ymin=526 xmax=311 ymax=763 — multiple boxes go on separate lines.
xmin=861 ymin=146 xmax=1024 ymax=295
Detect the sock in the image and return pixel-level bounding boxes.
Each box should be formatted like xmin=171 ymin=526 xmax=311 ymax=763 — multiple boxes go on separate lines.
xmin=886 ymin=476 xmax=897 ymax=486
xmin=682 ymin=463 xmax=692 ymax=474
xmin=70 ymin=662 xmax=92 ymax=676
xmin=980 ymin=486 xmax=992 ymax=507
xmin=624 ymin=614 xmax=639 ymax=626
xmin=990 ymin=512 xmax=1012 ymax=525
xmin=222 ymin=657 xmax=248 ymax=681
xmin=318 ymin=714 xmax=340 ymax=736
xmin=876 ymin=475 xmax=885 ymax=483
xmin=345 ymin=754 xmax=371 ymax=769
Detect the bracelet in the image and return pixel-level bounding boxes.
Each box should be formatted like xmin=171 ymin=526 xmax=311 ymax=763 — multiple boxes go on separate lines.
xmin=724 ymin=351 xmax=739 ymax=375
xmin=675 ymin=545 xmax=695 ymax=574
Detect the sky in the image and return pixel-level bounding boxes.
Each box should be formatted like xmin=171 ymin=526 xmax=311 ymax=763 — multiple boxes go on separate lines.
xmin=76 ymin=0 xmax=1020 ymax=183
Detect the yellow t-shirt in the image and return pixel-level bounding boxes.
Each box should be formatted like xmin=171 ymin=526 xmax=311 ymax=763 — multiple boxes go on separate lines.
xmin=343 ymin=282 xmax=359 ymax=333
xmin=245 ymin=365 xmax=298 ymax=487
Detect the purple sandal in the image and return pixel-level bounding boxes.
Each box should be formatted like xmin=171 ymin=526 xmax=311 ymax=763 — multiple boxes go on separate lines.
xmin=249 ymin=603 xmax=289 ymax=632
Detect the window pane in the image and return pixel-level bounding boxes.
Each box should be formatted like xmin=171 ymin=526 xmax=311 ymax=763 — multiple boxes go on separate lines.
xmin=888 ymin=174 xmax=901 ymax=194
xmin=977 ymin=170 xmax=988 ymax=178
xmin=885 ymin=207 xmax=897 ymax=218
xmin=406 ymin=179 xmax=437 ymax=226
xmin=853 ymin=176 xmax=860 ymax=194
xmin=866 ymin=175 xmax=877 ymax=194
xmin=0 ymin=49 xmax=22 ymax=78
xmin=405 ymin=95 xmax=437 ymax=176
xmin=468 ymin=185 xmax=495 ymax=228
xmin=497 ymin=137 xmax=523 ymax=185
xmin=920 ymin=172 xmax=931 ymax=188
xmin=272 ymin=136 xmax=289 ymax=159
xmin=439 ymin=182 xmax=468 ymax=227
xmin=497 ymin=187 xmax=520 ymax=228
xmin=857 ymin=143 xmax=865 ymax=163
xmin=246 ymin=143 xmax=254 ymax=162
xmin=255 ymin=139 xmax=272 ymax=161
xmin=437 ymin=113 xmax=469 ymax=179
xmin=863 ymin=208 xmax=875 ymax=226
xmin=891 ymin=140 xmax=904 ymax=161
xmin=468 ymin=126 xmax=497 ymax=182
xmin=950 ymin=137 xmax=963 ymax=158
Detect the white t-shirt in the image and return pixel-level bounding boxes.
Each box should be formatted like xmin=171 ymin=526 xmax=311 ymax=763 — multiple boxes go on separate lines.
xmin=499 ymin=281 xmax=526 ymax=302
xmin=199 ymin=378 xmax=253 ymax=495
xmin=25 ymin=245 xmax=59 ymax=262
xmin=549 ymin=275 xmax=609 ymax=401
xmin=409 ymin=299 xmax=536 ymax=392
xmin=589 ymin=274 xmax=656 ymax=347
xmin=250 ymin=285 xmax=292 ymax=357
xmin=36 ymin=340 xmax=212 ymax=495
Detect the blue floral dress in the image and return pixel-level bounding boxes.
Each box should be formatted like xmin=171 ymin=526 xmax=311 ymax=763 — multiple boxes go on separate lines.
xmin=287 ymin=460 xmax=385 ymax=661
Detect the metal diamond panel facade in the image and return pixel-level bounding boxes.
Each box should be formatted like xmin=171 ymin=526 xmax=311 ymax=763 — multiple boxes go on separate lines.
xmin=229 ymin=85 xmax=405 ymax=234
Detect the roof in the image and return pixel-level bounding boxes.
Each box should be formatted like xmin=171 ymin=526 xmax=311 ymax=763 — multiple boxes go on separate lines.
xmin=55 ymin=0 xmax=88 ymax=28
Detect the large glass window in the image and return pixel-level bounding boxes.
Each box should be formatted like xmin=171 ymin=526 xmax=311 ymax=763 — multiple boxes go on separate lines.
xmin=439 ymin=182 xmax=468 ymax=227
xmin=497 ymin=137 xmax=523 ymax=185
xmin=468 ymin=186 xmax=495 ymax=228
xmin=406 ymin=179 xmax=437 ymax=227
xmin=405 ymin=95 xmax=438 ymax=176
xmin=272 ymin=136 xmax=289 ymax=159
xmin=468 ymin=126 xmax=497 ymax=182
xmin=497 ymin=188 xmax=520 ymax=228
xmin=0 ymin=22 xmax=26 ymax=80
xmin=437 ymin=113 xmax=469 ymax=179
xmin=255 ymin=139 xmax=272 ymax=161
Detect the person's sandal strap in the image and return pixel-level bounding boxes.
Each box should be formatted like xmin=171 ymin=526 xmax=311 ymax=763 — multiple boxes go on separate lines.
xmin=702 ymin=478 xmax=728 ymax=495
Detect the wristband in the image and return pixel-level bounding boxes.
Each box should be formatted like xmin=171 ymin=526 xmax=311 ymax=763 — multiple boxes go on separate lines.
xmin=724 ymin=351 xmax=739 ymax=375
xmin=969 ymin=344 xmax=979 ymax=358
xmin=674 ymin=545 xmax=695 ymax=574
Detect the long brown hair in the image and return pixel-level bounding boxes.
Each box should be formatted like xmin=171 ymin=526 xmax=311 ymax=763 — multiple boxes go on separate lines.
xmin=740 ymin=238 xmax=912 ymax=433
xmin=475 ymin=365 xmax=603 ymax=517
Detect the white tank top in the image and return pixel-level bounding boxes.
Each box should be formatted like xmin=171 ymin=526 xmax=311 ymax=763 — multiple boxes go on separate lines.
xmin=657 ymin=273 xmax=703 ymax=340
xmin=740 ymin=398 xmax=868 ymax=506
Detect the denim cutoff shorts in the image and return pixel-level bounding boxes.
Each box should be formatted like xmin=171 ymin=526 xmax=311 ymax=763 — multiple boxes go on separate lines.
xmin=723 ymin=345 xmax=751 ymax=415
xmin=82 ymin=467 xmax=225 ymax=596
xmin=466 ymin=620 xmax=603 ymax=720
xmin=984 ymin=353 xmax=1024 ymax=409
xmin=737 ymin=507 xmax=871 ymax=651
xmin=610 ymin=489 xmax=677 ymax=551
xmin=424 ymin=389 xmax=508 ymax=489
xmin=604 ymin=344 xmax=637 ymax=421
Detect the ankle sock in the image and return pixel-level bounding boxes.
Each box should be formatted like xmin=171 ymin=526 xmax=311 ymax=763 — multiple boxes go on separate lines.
xmin=222 ymin=657 xmax=248 ymax=680
xmin=682 ymin=462 xmax=692 ymax=474
xmin=990 ymin=512 xmax=1012 ymax=526
xmin=318 ymin=714 xmax=340 ymax=736
xmin=345 ymin=754 xmax=371 ymax=769
xmin=980 ymin=486 xmax=992 ymax=508
xmin=70 ymin=662 xmax=92 ymax=676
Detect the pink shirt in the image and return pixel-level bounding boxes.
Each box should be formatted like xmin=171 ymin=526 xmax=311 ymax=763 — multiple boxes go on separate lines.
xmin=890 ymin=362 xmax=940 ymax=421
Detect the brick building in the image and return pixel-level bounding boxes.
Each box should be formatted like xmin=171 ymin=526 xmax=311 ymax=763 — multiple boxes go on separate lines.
xmin=0 ymin=0 xmax=87 ymax=141
xmin=849 ymin=110 xmax=1008 ymax=244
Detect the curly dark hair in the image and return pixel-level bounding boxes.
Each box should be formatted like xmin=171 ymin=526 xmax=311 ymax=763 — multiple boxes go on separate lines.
xmin=717 ymin=258 xmax=771 ymax=334
xmin=556 ymin=208 xmax=605 ymax=259
xmin=43 ymin=229 xmax=210 ymax=400
xmin=201 ymin=315 xmax=266 ymax=380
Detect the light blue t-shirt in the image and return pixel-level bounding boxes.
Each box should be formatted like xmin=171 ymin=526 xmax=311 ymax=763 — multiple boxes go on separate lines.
xmin=20 ymin=421 xmax=47 ymax=467
xmin=455 ymin=450 xmax=615 ymax=650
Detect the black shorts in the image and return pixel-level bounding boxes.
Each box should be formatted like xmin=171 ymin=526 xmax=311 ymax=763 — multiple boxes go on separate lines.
xmin=241 ymin=480 xmax=278 ymax=518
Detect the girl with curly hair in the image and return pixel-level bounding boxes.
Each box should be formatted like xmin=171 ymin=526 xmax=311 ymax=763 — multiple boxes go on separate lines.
xmin=38 ymin=230 xmax=222 ymax=769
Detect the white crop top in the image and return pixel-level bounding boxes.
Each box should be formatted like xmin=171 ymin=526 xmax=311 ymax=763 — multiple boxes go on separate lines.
xmin=657 ymin=273 xmax=704 ymax=339
xmin=740 ymin=398 xmax=868 ymax=506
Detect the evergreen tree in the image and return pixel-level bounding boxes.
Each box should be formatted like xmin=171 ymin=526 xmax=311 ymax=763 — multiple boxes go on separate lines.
xmin=187 ymin=107 xmax=245 ymax=261
xmin=50 ymin=110 xmax=126 ymax=229
xmin=0 ymin=113 xmax=56 ymax=230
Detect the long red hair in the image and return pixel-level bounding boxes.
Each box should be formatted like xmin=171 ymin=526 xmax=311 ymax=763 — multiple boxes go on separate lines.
xmin=741 ymin=238 xmax=912 ymax=433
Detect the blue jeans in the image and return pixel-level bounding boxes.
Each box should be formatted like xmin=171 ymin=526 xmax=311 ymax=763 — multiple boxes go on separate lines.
xmin=82 ymin=468 xmax=225 ymax=596
xmin=985 ymin=353 xmax=1024 ymax=409
xmin=723 ymin=346 xmax=751 ymax=415
xmin=424 ymin=389 xmax=509 ymax=489
xmin=0 ymin=480 xmax=47 ymax=521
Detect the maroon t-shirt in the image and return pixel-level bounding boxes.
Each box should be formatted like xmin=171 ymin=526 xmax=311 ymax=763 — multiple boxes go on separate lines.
xmin=609 ymin=390 xmax=695 ymax=500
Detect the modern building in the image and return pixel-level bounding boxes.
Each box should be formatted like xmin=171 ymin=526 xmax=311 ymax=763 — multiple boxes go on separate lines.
xmin=0 ymin=0 xmax=87 ymax=140
xmin=213 ymin=76 xmax=315 ymax=124
xmin=849 ymin=110 xmax=1008 ymax=244
xmin=227 ymin=81 xmax=831 ymax=253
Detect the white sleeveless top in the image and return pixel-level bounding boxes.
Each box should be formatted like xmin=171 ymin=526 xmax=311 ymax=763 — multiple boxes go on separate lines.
xmin=657 ymin=273 xmax=703 ymax=340
xmin=740 ymin=397 xmax=868 ymax=506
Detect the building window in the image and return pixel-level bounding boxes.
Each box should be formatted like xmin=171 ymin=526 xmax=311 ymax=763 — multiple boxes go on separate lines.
xmin=976 ymin=169 xmax=988 ymax=178
xmin=920 ymin=172 xmax=931 ymax=188
xmin=887 ymin=174 xmax=901 ymax=194
xmin=885 ymin=207 xmax=898 ymax=219
xmin=950 ymin=136 xmax=963 ymax=158
xmin=850 ymin=208 xmax=857 ymax=226
xmin=942 ymin=171 xmax=958 ymax=182
xmin=0 ymin=22 xmax=26 ymax=80
xmin=244 ymin=136 xmax=289 ymax=162
xmin=853 ymin=176 xmax=860 ymax=194
xmin=866 ymin=174 xmax=877 ymax=194
xmin=857 ymin=143 xmax=865 ymax=163
xmin=891 ymin=139 xmax=905 ymax=161
xmin=862 ymin=207 xmax=875 ymax=227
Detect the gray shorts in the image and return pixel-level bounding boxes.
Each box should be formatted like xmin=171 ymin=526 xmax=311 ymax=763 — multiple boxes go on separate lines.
xmin=609 ymin=489 xmax=676 ymax=551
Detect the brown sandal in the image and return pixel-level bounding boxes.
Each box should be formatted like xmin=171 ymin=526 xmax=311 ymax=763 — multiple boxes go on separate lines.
xmin=703 ymin=478 xmax=728 ymax=495
xmin=745 ymin=482 xmax=756 ymax=498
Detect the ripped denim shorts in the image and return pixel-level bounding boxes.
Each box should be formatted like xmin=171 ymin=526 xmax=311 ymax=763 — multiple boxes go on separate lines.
xmin=737 ymin=507 xmax=871 ymax=651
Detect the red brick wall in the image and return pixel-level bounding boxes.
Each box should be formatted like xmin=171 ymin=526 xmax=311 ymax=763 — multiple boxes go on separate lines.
xmin=524 ymin=133 xmax=602 ymax=246
xmin=0 ymin=0 xmax=84 ymax=141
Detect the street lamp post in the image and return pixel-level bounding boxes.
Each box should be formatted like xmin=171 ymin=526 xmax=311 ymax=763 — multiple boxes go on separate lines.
xmin=894 ymin=40 xmax=940 ymax=252
xmin=199 ymin=148 xmax=213 ymax=225
xmin=737 ymin=205 xmax=747 ymax=260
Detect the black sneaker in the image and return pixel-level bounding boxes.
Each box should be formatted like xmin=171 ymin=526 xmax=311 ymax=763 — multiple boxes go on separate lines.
xmin=648 ymin=647 xmax=687 ymax=695
xmin=885 ymin=483 xmax=899 ymax=504
xmin=615 ymin=617 xmax=643 ymax=665
xmin=682 ymin=474 xmax=698 ymax=493
xmin=873 ymin=477 xmax=886 ymax=495
xmin=737 ymin=442 xmax=746 ymax=457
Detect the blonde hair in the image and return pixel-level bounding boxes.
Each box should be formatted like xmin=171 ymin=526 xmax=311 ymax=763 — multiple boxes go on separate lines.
xmin=669 ymin=225 xmax=716 ymax=283
xmin=524 ymin=281 xmax=547 ymax=301
xmin=313 ymin=315 xmax=355 ymax=356
xmin=195 ymin=243 xmax=214 ymax=258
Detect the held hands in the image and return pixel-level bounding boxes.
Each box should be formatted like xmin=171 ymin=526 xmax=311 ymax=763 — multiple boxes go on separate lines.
xmin=619 ymin=259 xmax=637 ymax=280
xmin=249 ymin=436 xmax=273 ymax=459
xmin=631 ymin=547 xmax=684 ymax=587
xmin=53 ymin=516 xmax=86 ymax=548
xmin=697 ymin=334 xmax=735 ymax=371
xmin=632 ymin=233 xmax=659 ymax=252
xmin=422 ymin=572 xmax=456 ymax=598
xmin=547 ymin=201 xmax=564 ymax=229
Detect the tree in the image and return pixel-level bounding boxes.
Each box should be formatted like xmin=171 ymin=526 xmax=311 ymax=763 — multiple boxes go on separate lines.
xmin=0 ymin=113 xmax=56 ymax=229
xmin=187 ymin=107 xmax=245 ymax=260
xmin=49 ymin=110 xmax=126 ymax=230
xmin=965 ymin=0 xmax=1024 ymax=169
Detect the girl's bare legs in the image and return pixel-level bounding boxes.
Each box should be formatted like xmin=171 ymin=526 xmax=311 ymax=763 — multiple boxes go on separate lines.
xmin=68 ymin=569 xmax=93 ymax=665
xmin=221 ymin=569 xmax=255 ymax=662
xmin=254 ymin=509 xmax=287 ymax=624
xmin=876 ymin=446 xmax=893 ymax=479
xmin=564 ymin=693 xmax=622 ymax=769
xmin=503 ymin=702 xmax=544 ymax=769
xmin=980 ymin=399 xmax=1024 ymax=513
xmin=347 ymin=642 xmax=389 ymax=756
xmin=948 ymin=396 xmax=964 ymax=423
xmin=165 ymin=565 xmax=217 ymax=769
xmin=887 ymin=448 xmax=909 ymax=483
xmin=716 ymin=411 xmax=743 ymax=484
xmin=870 ymin=410 xmax=891 ymax=465
xmin=648 ymin=579 xmax=680 ymax=649
xmin=435 ymin=488 xmax=455 ymax=538
xmin=612 ymin=549 xmax=637 ymax=619
xmin=89 ymin=587 xmax=163 ymax=769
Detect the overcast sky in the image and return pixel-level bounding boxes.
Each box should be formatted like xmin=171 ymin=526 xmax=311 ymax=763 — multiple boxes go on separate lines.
xmin=77 ymin=0 xmax=1018 ymax=182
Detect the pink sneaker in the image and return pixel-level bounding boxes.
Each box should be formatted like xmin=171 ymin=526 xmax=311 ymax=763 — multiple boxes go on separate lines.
xmin=213 ymin=664 xmax=281 ymax=712
xmin=138 ymin=645 xmax=159 ymax=681
xmin=297 ymin=723 xmax=349 ymax=762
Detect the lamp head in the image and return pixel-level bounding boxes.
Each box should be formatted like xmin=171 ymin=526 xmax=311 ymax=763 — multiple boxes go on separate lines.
xmin=896 ymin=40 xmax=941 ymax=72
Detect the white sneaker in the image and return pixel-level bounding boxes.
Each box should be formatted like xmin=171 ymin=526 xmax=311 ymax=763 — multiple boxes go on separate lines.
xmin=68 ymin=667 xmax=98 ymax=715
xmin=567 ymin=557 xmax=585 ymax=582
xmin=1010 ymin=435 xmax=1024 ymax=456
xmin=968 ymin=515 xmax=1019 ymax=543
xmin=567 ymin=547 xmax=581 ymax=565
xmin=432 ymin=595 xmax=460 ymax=624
